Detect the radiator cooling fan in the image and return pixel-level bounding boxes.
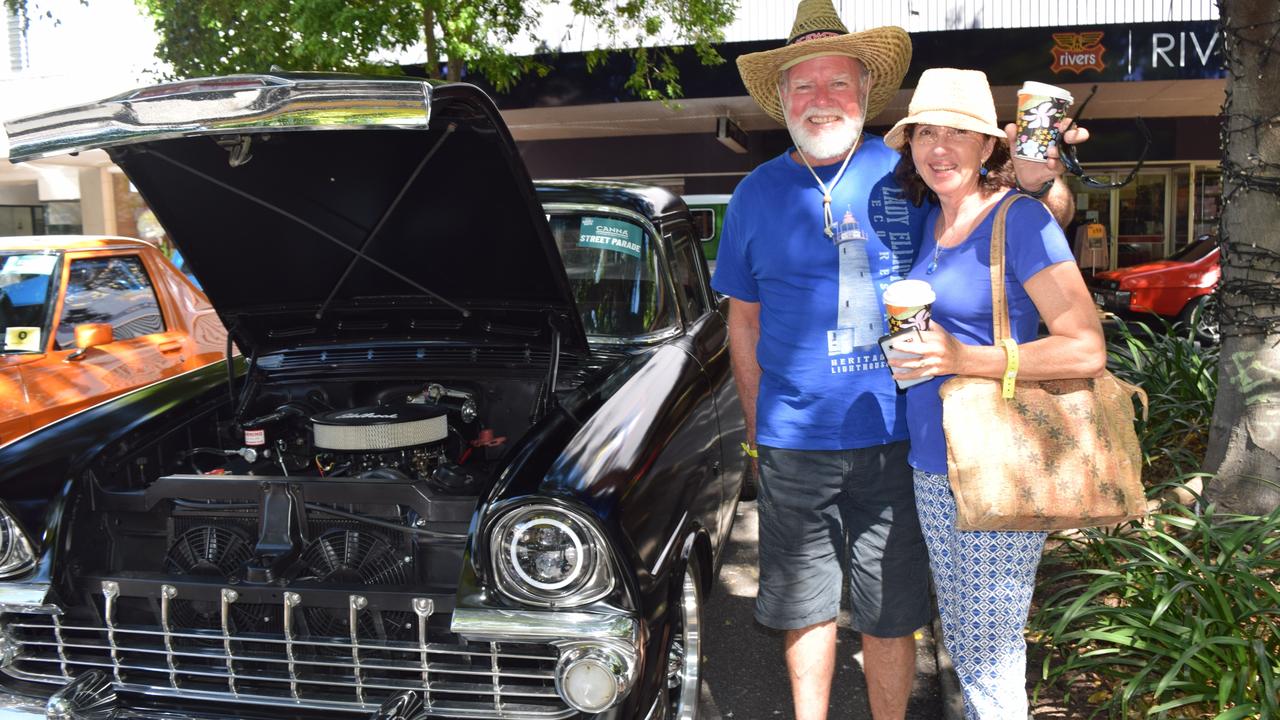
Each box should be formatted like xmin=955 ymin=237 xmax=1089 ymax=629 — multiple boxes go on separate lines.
xmin=162 ymin=525 xmax=278 ymax=633
xmin=297 ymin=528 xmax=413 ymax=640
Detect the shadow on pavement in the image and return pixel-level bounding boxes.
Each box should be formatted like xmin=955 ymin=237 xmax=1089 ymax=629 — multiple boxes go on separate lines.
xmin=698 ymin=501 xmax=943 ymax=719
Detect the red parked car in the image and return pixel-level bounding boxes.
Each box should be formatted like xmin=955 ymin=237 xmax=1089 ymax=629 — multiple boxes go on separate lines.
xmin=1088 ymin=236 xmax=1220 ymax=342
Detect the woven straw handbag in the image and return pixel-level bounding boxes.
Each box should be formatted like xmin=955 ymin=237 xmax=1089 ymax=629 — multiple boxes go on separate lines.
xmin=938 ymin=195 xmax=1149 ymax=531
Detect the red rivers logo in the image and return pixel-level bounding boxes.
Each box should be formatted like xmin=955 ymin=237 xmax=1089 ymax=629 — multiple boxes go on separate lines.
xmin=1051 ymin=32 xmax=1106 ymax=74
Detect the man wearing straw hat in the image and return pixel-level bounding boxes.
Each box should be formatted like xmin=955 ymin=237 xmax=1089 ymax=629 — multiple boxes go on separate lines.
xmin=711 ymin=1 xmax=1082 ymax=718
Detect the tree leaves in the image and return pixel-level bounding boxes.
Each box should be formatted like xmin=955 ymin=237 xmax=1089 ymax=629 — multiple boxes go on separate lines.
xmin=123 ymin=0 xmax=736 ymax=102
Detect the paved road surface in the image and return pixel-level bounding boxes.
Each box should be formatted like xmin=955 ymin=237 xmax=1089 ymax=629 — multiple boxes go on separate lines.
xmin=697 ymin=501 xmax=945 ymax=719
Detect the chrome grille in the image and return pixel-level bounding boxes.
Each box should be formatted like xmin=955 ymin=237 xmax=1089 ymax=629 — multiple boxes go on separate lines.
xmin=3 ymin=586 xmax=571 ymax=719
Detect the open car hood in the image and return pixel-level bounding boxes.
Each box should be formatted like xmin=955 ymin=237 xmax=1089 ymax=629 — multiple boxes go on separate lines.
xmin=4 ymin=74 xmax=588 ymax=356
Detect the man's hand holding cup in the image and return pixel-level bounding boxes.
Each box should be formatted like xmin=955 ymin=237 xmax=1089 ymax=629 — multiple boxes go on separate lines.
xmin=1004 ymin=81 xmax=1091 ymax=191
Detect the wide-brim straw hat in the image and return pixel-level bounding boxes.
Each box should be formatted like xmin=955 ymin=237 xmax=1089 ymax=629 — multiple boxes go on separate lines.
xmin=737 ymin=0 xmax=912 ymax=125
xmin=883 ymin=68 xmax=1006 ymax=150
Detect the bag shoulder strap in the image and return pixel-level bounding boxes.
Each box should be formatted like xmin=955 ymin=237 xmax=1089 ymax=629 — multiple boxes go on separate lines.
xmin=989 ymin=193 xmax=1036 ymax=342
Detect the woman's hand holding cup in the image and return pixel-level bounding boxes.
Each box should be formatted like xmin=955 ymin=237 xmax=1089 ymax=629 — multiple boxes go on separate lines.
xmin=888 ymin=324 xmax=970 ymax=381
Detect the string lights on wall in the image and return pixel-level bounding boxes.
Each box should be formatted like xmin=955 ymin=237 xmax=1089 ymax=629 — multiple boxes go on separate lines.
xmin=1216 ymin=1 xmax=1280 ymax=338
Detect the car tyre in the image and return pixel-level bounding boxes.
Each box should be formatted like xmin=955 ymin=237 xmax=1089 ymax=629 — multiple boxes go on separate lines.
xmin=666 ymin=555 xmax=703 ymax=720
xmin=1178 ymin=295 xmax=1219 ymax=345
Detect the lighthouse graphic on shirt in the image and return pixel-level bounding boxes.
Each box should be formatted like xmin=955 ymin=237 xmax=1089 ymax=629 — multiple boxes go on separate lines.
xmin=826 ymin=210 xmax=882 ymax=356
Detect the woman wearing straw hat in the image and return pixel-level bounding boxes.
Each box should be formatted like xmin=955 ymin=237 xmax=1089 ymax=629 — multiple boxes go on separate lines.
xmin=883 ymin=69 xmax=1106 ymax=718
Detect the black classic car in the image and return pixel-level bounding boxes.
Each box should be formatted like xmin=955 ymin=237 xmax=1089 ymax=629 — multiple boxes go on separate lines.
xmin=0 ymin=75 xmax=748 ymax=720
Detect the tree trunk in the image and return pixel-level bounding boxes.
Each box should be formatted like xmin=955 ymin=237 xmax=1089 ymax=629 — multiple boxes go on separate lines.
xmin=1202 ymin=0 xmax=1280 ymax=515
xmin=422 ymin=0 xmax=440 ymax=80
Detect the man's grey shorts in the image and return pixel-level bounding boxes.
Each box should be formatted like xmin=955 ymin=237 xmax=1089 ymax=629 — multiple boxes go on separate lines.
xmin=755 ymin=441 xmax=931 ymax=637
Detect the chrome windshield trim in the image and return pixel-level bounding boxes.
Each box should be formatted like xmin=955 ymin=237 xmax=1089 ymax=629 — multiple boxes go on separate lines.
xmin=4 ymin=75 xmax=432 ymax=163
xmin=450 ymin=608 xmax=637 ymax=645
xmin=587 ymin=326 xmax=683 ymax=347
xmin=0 ymin=584 xmax=57 ymax=614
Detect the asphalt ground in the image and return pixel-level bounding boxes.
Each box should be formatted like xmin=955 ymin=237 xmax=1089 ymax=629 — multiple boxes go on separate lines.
xmin=696 ymin=500 xmax=947 ymax=719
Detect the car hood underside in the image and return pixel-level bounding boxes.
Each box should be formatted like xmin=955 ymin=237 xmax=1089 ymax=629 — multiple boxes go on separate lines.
xmin=6 ymin=78 xmax=588 ymax=356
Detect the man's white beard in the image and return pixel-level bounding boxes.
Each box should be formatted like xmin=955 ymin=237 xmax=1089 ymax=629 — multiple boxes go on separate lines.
xmin=787 ymin=109 xmax=863 ymax=162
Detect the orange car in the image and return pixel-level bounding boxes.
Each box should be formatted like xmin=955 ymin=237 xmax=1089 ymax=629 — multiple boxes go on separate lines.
xmin=0 ymin=236 xmax=226 ymax=444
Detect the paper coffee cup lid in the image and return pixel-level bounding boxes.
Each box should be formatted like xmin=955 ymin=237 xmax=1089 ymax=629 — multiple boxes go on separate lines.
xmin=1019 ymin=81 xmax=1073 ymax=102
xmin=883 ymin=279 xmax=936 ymax=306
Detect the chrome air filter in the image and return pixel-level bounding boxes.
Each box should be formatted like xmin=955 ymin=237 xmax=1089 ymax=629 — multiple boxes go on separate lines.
xmin=311 ymin=405 xmax=447 ymax=451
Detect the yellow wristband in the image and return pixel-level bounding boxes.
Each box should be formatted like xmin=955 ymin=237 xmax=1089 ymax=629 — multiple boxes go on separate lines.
xmin=740 ymin=442 xmax=759 ymax=458
xmin=1000 ymin=338 xmax=1019 ymax=399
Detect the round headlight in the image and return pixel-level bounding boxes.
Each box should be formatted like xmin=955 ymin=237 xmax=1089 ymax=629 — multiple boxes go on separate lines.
xmin=0 ymin=510 xmax=35 ymax=579
xmin=509 ymin=516 xmax=585 ymax=590
xmin=490 ymin=504 xmax=613 ymax=606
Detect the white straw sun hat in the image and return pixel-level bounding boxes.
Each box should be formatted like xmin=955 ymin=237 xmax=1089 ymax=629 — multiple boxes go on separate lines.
xmin=883 ymin=68 xmax=1006 ymax=150
xmin=736 ymin=0 xmax=912 ymax=125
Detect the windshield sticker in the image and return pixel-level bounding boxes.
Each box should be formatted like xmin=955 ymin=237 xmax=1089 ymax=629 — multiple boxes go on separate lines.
xmin=579 ymin=217 xmax=643 ymax=259
xmin=4 ymin=327 xmax=41 ymax=353
xmin=1 ymin=254 xmax=57 ymax=276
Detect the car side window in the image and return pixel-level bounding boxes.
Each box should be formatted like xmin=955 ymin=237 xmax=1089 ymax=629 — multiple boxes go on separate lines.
xmin=55 ymin=255 xmax=165 ymax=349
xmin=690 ymin=208 xmax=716 ymax=242
xmin=667 ymin=223 xmax=711 ymax=324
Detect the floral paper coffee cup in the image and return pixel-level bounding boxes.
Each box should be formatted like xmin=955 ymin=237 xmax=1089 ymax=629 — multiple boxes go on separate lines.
xmin=883 ymin=279 xmax=935 ymax=334
xmin=1014 ymin=81 xmax=1074 ymax=162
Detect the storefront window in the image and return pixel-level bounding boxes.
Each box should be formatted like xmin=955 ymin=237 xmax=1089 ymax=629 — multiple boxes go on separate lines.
xmin=1174 ymin=169 xmax=1190 ymax=246
xmin=1116 ymin=173 xmax=1167 ymax=267
xmin=1063 ymin=175 xmax=1114 ymax=274
xmin=1064 ymin=175 xmax=1113 ymax=234
xmin=1193 ymin=169 xmax=1222 ymax=240
xmin=0 ymin=205 xmax=44 ymax=236
xmin=44 ymin=201 xmax=82 ymax=235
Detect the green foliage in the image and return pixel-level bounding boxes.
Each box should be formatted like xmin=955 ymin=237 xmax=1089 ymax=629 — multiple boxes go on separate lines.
xmin=1107 ymin=319 xmax=1218 ymax=482
xmin=1032 ymin=490 xmax=1280 ymax=718
xmin=125 ymin=0 xmax=735 ymax=102
xmin=1028 ymin=323 xmax=1248 ymax=716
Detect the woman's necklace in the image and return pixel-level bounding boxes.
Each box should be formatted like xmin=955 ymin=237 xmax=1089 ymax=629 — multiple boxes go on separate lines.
xmin=926 ymin=218 xmax=963 ymax=275
xmin=926 ymin=242 xmax=944 ymax=274
xmin=927 ymin=198 xmax=998 ymax=274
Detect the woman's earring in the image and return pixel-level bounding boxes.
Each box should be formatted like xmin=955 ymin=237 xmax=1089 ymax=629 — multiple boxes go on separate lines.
xmin=979 ymin=165 xmax=989 ymax=176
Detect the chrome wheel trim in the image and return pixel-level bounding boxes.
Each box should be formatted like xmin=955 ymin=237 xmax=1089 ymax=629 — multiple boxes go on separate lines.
xmin=666 ymin=563 xmax=701 ymax=719
xmin=1195 ymin=296 xmax=1220 ymax=344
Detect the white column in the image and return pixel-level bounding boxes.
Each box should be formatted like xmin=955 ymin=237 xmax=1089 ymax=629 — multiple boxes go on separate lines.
xmin=77 ymin=166 xmax=116 ymax=236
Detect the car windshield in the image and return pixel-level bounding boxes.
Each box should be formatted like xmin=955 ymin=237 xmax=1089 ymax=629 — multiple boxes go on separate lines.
xmin=0 ymin=252 xmax=60 ymax=355
xmin=1167 ymin=237 xmax=1217 ymax=263
xmin=549 ymin=212 xmax=678 ymax=341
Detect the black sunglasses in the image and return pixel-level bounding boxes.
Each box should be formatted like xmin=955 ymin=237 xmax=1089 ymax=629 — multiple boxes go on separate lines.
xmin=1056 ymin=84 xmax=1152 ymax=190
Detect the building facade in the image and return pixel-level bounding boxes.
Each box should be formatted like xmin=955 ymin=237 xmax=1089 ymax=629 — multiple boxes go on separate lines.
xmin=2 ymin=0 xmax=1224 ymax=270
xmin=498 ymin=1 xmax=1223 ymax=271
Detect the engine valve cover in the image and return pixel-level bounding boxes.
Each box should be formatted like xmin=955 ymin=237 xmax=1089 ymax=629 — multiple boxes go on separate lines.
xmin=312 ymin=404 xmax=447 ymax=451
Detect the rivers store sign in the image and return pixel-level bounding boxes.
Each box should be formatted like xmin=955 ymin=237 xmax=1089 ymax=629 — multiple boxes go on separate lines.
xmin=912 ymin=21 xmax=1225 ymax=85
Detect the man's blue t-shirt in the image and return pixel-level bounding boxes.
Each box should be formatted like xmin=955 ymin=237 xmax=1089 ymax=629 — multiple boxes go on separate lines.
xmin=904 ymin=192 xmax=1075 ymax=474
xmin=711 ymin=137 xmax=928 ymax=450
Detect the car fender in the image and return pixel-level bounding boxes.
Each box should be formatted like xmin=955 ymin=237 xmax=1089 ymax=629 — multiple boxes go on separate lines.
xmin=0 ymin=364 xmax=232 ymax=529
xmin=539 ymin=341 xmax=715 ymax=586
xmin=0 ymin=360 xmax=235 ymax=594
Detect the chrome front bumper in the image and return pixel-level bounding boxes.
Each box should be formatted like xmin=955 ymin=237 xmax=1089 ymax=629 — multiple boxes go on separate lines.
xmin=0 ymin=693 xmax=44 ymax=720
